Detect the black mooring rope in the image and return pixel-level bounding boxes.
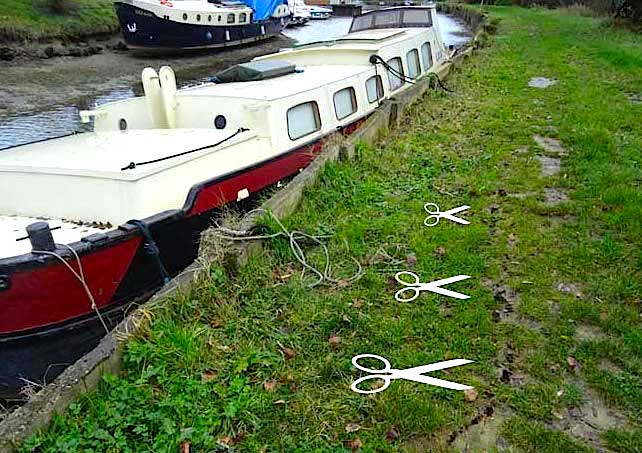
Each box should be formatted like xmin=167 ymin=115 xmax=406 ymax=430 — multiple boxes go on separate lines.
xmin=369 ymin=54 xmax=454 ymax=93
xmin=121 ymin=127 xmax=249 ymax=171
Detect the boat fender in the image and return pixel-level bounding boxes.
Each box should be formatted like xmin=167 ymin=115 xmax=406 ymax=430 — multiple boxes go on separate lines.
xmin=127 ymin=219 xmax=171 ymax=285
xmin=159 ymin=66 xmax=178 ymax=129
xmin=141 ymin=67 xmax=169 ymax=129
xmin=26 ymin=221 xmax=57 ymax=252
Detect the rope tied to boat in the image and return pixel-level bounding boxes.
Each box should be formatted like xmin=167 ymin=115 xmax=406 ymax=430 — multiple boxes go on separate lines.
xmin=369 ymin=54 xmax=454 ymax=93
xmin=212 ymin=208 xmax=364 ymax=288
xmin=32 ymin=244 xmax=110 ymax=335
xmin=120 ymin=127 xmax=250 ymax=171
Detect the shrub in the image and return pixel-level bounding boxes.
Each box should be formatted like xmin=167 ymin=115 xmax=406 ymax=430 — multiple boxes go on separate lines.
xmin=47 ymin=0 xmax=79 ymax=15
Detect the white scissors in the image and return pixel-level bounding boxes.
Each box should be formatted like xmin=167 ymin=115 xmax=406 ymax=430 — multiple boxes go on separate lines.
xmin=424 ymin=203 xmax=470 ymax=227
xmin=351 ymin=354 xmax=474 ymax=394
xmin=395 ymin=271 xmax=470 ymax=302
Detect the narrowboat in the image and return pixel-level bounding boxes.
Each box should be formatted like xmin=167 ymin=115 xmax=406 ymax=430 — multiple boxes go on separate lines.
xmin=114 ymin=0 xmax=292 ymax=51
xmin=0 ymin=6 xmax=447 ymax=401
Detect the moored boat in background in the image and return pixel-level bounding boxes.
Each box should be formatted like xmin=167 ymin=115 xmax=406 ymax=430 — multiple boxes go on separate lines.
xmin=0 ymin=6 xmax=447 ymax=401
xmin=114 ymin=0 xmax=292 ymax=51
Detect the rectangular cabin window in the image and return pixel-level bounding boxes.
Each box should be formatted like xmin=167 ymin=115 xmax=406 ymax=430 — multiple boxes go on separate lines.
xmin=386 ymin=57 xmax=405 ymax=91
xmin=365 ymin=75 xmax=383 ymax=103
xmin=240 ymin=13 xmax=247 ymax=23
xmin=287 ymin=101 xmax=321 ymax=140
xmin=227 ymin=13 xmax=235 ymax=24
xmin=334 ymin=87 xmax=357 ymax=120
xmin=406 ymin=49 xmax=420 ymax=79
xmin=421 ymin=42 xmax=433 ymax=71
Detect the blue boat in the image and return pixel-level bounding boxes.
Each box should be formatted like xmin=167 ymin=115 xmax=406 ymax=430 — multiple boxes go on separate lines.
xmin=114 ymin=0 xmax=291 ymax=51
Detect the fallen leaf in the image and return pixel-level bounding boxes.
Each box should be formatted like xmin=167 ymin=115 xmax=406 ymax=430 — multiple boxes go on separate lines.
xmin=289 ymin=382 xmax=297 ymax=392
xmin=435 ymin=246 xmax=446 ymax=258
xmin=567 ymin=356 xmax=581 ymax=372
xmin=464 ymin=388 xmax=478 ymax=402
xmin=263 ymin=381 xmax=276 ymax=392
xmin=507 ymin=233 xmax=518 ymax=247
xmin=406 ymin=253 xmax=417 ymax=267
xmin=345 ymin=423 xmax=361 ymax=433
xmin=210 ymin=319 xmax=224 ymax=328
xmin=385 ymin=426 xmax=400 ymax=442
xmin=352 ymin=299 xmax=364 ymax=309
xmin=274 ymin=399 xmax=286 ymax=404
xmin=344 ymin=439 xmax=362 ymax=450
xmin=217 ymin=436 xmax=232 ymax=447
xmin=282 ymin=347 xmax=296 ymax=359
xmin=180 ymin=441 xmax=190 ymax=453
xmin=201 ymin=371 xmax=218 ymax=383
xmin=329 ymin=334 xmax=342 ymax=347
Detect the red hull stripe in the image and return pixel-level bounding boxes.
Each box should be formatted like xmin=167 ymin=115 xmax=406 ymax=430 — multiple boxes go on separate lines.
xmin=187 ymin=117 xmax=366 ymax=217
xmin=0 ymin=238 xmax=140 ymax=334
xmin=188 ymin=140 xmax=324 ymax=217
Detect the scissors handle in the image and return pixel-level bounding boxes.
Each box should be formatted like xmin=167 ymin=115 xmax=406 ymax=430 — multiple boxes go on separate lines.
xmin=395 ymin=286 xmax=420 ymax=302
xmin=352 ymin=354 xmax=391 ymax=373
xmin=351 ymin=374 xmax=392 ymax=394
xmin=424 ymin=215 xmax=440 ymax=227
xmin=424 ymin=202 xmax=440 ymax=215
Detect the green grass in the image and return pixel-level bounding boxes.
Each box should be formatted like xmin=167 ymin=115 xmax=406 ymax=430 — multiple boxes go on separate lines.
xmin=19 ymin=6 xmax=642 ymax=452
xmin=0 ymin=0 xmax=117 ymax=41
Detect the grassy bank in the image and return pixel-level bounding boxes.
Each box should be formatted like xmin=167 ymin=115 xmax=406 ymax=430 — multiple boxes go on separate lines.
xmin=19 ymin=6 xmax=642 ymax=452
xmin=0 ymin=0 xmax=117 ymax=41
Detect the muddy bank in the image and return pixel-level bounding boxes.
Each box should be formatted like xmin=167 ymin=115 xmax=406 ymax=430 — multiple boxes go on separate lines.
xmin=0 ymin=34 xmax=293 ymax=118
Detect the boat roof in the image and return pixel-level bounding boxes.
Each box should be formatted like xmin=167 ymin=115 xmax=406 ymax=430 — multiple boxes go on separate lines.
xmin=150 ymin=0 xmax=251 ymax=11
xmin=182 ymin=64 xmax=371 ymax=101
xmin=0 ymin=128 xmax=256 ymax=181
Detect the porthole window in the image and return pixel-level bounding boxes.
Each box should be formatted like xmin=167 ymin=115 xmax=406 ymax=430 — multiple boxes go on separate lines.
xmin=406 ymin=49 xmax=420 ymax=79
xmin=214 ymin=115 xmax=227 ymax=129
xmin=183 ymin=13 xmax=188 ymax=20
xmin=218 ymin=15 xmax=222 ymax=22
xmin=386 ymin=56 xmax=405 ymax=91
xmin=119 ymin=118 xmax=128 ymax=131
xmin=365 ymin=75 xmax=384 ymax=103
xmin=287 ymin=101 xmax=321 ymax=140
xmin=208 ymin=15 xmax=212 ymax=22
xmin=240 ymin=13 xmax=247 ymax=23
xmin=196 ymin=14 xmax=201 ymax=21
xmin=333 ymin=87 xmax=357 ymax=120
xmin=421 ymin=41 xmax=433 ymax=71
xmin=227 ymin=13 xmax=235 ymax=24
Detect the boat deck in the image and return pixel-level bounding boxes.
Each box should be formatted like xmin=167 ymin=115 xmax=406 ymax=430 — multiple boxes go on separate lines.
xmin=0 ymin=215 xmax=112 ymax=260
xmin=0 ymin=128 xmax=253 ymax=181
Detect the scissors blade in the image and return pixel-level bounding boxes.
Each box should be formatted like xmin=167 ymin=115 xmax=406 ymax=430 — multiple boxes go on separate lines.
xmin=426 ymin=286 xmax=470 ymax=299
xmin=408 ymin=374 xmax=473 ymax=391
xmin=441 ymin=214 xmax=470 ymax=225
xmin=407 ymin=359 xmax=474 ymax=374
xmin=444 ymin=205 xmax=470 ymax=215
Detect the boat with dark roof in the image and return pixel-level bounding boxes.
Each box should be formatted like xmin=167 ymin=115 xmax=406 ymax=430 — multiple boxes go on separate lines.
xmin=0 ymin=6 xmax=447 ymax=401
xmin=114 ymin=0 xmax=291 ymax=51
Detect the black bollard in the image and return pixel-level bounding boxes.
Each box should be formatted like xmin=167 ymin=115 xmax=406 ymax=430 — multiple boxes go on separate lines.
xmin=26 ymin=221 xmax=56 ymax=252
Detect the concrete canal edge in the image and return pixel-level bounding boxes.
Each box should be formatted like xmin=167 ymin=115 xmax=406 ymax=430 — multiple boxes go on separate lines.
xmin=0 ymin=8 xmax=490 ymax=451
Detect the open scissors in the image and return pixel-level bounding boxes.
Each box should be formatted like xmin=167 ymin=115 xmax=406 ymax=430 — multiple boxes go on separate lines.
xmin=424 ymin=203 xmax=470 ymax=227
xmin=351 ymin=354 xmax=474 ymax=394
xmin=395 ymin=271 xmax=470 ymax=302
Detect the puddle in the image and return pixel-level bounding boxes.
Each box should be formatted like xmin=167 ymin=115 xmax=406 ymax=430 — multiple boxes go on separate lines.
xmin=536 ymin=155 xmax=561 ymax=176
xmin=544 ymin=188 xmax=569 ymax=205
xmin=533 ymin=135 xmax=567 ymax=156
xmin=528 ymin=77 xmax=558 ymax=88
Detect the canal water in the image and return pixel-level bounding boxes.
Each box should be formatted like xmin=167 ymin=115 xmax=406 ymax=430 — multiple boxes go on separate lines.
xmin=0 ymin=14 xmax=470 ymax=150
